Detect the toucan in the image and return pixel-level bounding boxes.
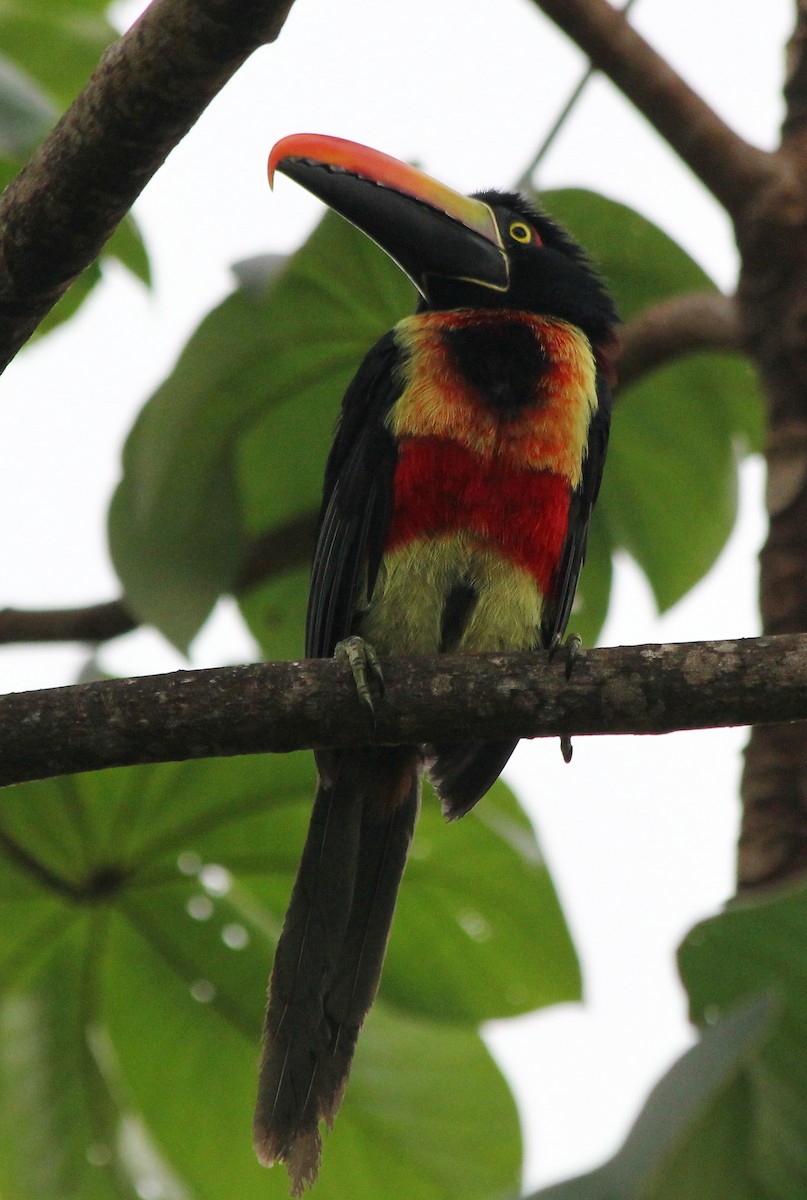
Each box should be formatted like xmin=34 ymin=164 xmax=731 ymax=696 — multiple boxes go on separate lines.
xmin=254 ymin=133 xmax=619 ymax=1193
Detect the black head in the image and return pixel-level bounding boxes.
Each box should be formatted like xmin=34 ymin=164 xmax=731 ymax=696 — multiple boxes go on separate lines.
xmin=422 ymin=189 xmax=618 ymax=347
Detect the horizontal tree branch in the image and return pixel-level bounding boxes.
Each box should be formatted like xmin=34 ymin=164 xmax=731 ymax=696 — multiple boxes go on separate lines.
xmin=1 ymin=633 xmax=806 ymax=788
xmin=617 ymin=291 xmax=741 ymax=389
xmin=532 ymin=0 xmax=778 ymax=218
xmin=0 ymin=0 xmax=296 ymax=371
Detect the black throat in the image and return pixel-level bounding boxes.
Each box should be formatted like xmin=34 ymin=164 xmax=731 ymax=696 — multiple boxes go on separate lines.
xmin=441 ymin=315 xmax=549 ymax=416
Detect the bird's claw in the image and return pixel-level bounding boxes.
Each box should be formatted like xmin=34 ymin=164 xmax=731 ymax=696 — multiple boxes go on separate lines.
xmin=334 ymin=636 xmax=384 ymax=720
xmin=563 ymin=632 xmax=582 ymax=681
xmin=548 ymin=632 xmax=583 ymax=763
xmin=548 ymin=630 xmax=582 ymax=679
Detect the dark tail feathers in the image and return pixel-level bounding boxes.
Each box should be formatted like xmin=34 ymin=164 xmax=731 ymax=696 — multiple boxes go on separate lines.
xmin=253 ymin=748 xmax=420 ymax=1194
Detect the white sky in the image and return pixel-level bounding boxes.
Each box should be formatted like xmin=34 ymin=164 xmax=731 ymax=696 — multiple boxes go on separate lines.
xmin=0 ymin=0 xmax=792 ymax=1190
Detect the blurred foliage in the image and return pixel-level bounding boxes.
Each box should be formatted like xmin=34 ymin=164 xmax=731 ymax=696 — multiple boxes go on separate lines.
xmin=0 ymin=758 xmax=572 ymax=1199
xmin=0 ymin=2 xmax=150 ymax=339
xmin=529 ymin=879 xmax=807 ymax=1200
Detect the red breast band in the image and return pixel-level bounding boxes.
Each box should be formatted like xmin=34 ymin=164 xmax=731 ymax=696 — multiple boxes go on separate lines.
xmin=386 ymin=437 xmax=570 ymax=594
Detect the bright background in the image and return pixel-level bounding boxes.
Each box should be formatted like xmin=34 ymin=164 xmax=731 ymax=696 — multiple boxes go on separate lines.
xmin=0 ymin=0 xmax=789 ymax=1189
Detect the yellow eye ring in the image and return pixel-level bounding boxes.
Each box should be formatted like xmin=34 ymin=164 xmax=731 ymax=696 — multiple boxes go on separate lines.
xmin=509 ymin=221 xmax=532 ymax=244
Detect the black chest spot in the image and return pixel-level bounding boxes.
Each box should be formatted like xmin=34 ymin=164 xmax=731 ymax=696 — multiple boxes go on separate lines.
xmin=443 ymin=321 xmax=549 ymax=416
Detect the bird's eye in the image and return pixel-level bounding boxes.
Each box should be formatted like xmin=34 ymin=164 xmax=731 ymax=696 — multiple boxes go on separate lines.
xmin=509 ymin=221 xmax=533 ymax=244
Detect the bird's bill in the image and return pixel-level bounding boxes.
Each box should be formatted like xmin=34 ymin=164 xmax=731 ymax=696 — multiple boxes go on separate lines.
xmin=268 ymin=133 xmax=509 ymax=297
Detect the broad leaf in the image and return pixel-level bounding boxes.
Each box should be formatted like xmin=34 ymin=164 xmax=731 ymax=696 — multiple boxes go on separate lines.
xmin=0 ymin=753 xmax=574 ymax=1196
xmin=528 ymin=996 xmax=773 ymax=1200
xmin=677 ymin=881 xmax=807 ymax=1198
xmin=0 ymin=0 xmax=114 ymax=112
xmin=0 ymin=920 xmax=146 ymax=1200
xmin=109 ymin=215 xmax=415 ymax=650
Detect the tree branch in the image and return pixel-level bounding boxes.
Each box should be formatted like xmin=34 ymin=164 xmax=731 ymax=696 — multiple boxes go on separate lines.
xmin=1 ymin=634 xmax=806 ymax=788
xmin=0 ymin=0 xmax=296 ymax=372
xmin=531 ymin=0 xmax=778 ymax=218
xmin=0 ymin=600 xmax=137 ymax=645
xmin=617 ymin=291 xmax=741 ymax=389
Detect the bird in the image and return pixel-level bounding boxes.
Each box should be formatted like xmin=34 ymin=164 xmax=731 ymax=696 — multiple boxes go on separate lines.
xmin=253 ymin=133 xmax=619 ymax=1194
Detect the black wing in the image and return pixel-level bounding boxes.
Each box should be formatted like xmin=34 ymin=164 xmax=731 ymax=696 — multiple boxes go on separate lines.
xmin=306 ymin=331 xmax=403 ymax=660
xmin=540 ymin=372 xmax=612 ymax=648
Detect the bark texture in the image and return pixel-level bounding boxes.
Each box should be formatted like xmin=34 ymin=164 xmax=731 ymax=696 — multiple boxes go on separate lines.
xmin=735 ymin=1 xmax=807 ymax=888
xmin=0 ymin=635 xmax=804 ymax=788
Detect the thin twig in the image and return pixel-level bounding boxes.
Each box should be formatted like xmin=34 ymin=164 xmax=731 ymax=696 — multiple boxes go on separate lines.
xmin=531 ymin=0 xmax=778 ymax=218
xmin=516 ymin=0 xmax=641 ymax=189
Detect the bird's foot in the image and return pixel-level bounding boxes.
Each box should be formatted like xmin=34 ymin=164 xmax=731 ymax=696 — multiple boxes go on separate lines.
xmin=548 ymin=632 xmax=583 ymax=763
xmin=334 ymin=636 xmax=384 ymax=720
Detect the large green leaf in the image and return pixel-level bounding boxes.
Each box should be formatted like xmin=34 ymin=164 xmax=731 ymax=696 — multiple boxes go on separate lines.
xmin=542 ymin=189 xmax=763 ymax=616
xmin=109 ymin=215 xmax=415 ymax=650
xmin=0 ymin=919 xmax=149 ymax=1200
xmin=677 ymin=881 xmax=807 ymax=1198
xmin=107 ymin=258 xmax=291 ymax=651
xmin=0 ymin=752 xmax=575 ymax=1196
xmin=528 ymin=996 xmax=773 ymax=1200
xmin=0 ymin=0 xmax=115 ymax=111
xmin=530 ymin=880 xmax=807 ymax=1199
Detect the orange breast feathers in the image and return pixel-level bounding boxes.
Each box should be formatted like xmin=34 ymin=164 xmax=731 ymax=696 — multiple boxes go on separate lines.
xmin=385 ymin=310 xmax=598 ymax=593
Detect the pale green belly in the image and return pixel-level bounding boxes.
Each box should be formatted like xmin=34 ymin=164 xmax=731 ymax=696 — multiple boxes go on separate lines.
xmin=358 ymin=533 xmax=542 ymax=655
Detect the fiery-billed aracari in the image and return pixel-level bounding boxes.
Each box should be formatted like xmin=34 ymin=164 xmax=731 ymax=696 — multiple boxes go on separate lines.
xmin=254 ymin=134 xmax=619 ymax=1192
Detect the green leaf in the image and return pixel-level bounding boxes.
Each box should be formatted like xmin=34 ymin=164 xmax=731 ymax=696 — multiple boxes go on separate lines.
xmin=604 ymin=353 xmax=742 ymax=610
xmin=529 ymin=995 xmax=773 ymax=1200
xmin=238 ymin=564 xmax=310 ymax=661
xmin=0 ymin=1 xmax=115 ymax=111
xmin=107 ymin=258 xmax=290 ymax=650
xmin=235 ymin=211 xmax=417 ymax=536
xmin=677 ymin=881 xmax=807 ymax=1198
xmin=319 ymin=1003 xmax=521 ymax=1199
xmin=0 ymin=753 xmax=573 ymax=1196
xmin=388 ymin=779 xmax=580 ymax=1021
xmin=106 ymin=215 xmax=151 ymax=287
xmin=0 ymin=918 xmax=147 ymax=1200
xmin=542 ymin=189 xmax=763 ymax=616
xmin=0 ymin=53 xmax=56 ymax=156
xmin=109 ymin=215 xmax=415 ymax=650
